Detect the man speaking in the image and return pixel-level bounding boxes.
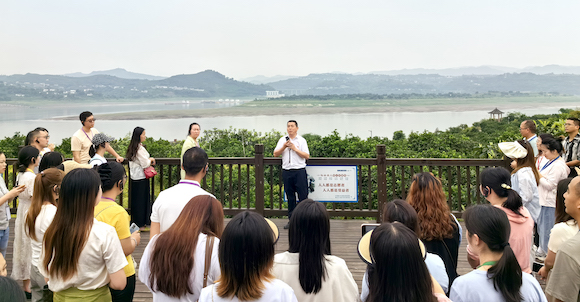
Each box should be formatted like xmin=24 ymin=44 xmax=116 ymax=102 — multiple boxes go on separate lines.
xmin=274 ymin=120 xmax=310 ymax=229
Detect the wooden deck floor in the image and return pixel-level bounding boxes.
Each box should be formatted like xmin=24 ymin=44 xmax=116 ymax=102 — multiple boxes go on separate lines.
xmin=5 ymin=218 xmax=472 ymax=301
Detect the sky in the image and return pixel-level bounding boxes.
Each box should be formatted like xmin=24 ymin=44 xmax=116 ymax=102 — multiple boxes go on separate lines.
xmin=1 ymin=0 xmax=579 ymax=79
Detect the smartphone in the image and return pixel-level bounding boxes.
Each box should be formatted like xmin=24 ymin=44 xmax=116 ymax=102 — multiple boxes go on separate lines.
xmin=361 ymin=223 xmax=380 ymax=236
xmin=130 ymin=223 xmax=139 ymax=234
xmin=285 ymin=136 xmax=290 ymax=141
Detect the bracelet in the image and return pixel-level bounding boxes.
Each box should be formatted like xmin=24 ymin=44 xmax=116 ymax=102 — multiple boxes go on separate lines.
xmin=132 ymin=238 xmax=138 ymax=246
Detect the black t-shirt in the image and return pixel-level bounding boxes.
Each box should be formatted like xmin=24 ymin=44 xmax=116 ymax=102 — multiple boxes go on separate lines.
xmin=422 ymin=215 xmax=461 ymax=286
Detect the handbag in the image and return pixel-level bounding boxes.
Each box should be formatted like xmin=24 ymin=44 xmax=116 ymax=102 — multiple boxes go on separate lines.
xmin=144 ymin=166 xmax=157 ymax=179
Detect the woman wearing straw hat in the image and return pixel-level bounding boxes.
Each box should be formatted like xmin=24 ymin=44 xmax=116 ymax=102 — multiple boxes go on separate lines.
xmin=357 ymin=222 xmax=449 ymax=302
xmin=499 ymin=140 xmax=541 ymax=223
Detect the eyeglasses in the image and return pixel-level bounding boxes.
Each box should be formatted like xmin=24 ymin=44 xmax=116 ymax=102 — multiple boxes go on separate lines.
xmin=39 ymin=135 xmax=50 ymax=139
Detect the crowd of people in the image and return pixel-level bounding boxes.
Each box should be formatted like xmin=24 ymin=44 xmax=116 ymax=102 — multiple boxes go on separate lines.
xmin=0 ymin=114 xmax=579 ymax=302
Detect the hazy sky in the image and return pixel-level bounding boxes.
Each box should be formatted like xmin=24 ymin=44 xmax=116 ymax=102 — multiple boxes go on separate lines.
xmin=2 ymin=0 xmax=579 ymax=79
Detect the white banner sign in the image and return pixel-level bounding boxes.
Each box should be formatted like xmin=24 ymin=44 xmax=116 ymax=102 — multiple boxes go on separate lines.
xmin=305 ymin=165 xmax=358 ymax=203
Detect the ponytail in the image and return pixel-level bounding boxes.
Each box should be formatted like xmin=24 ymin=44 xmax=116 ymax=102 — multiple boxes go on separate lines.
xmin=464 ymin=205 xmax=523 ymax=302
xmin=17 ymin=146 xmax=39 ymax=173
xmin=503 ymin=188 xmax=523 ymax=217
xmin=481 ymin=167 xmax=524 ymax=216
xmin=25 ymin=168 xmax=64 ymax=240
xmin=488 ymin=245 xmax=523 ymax=302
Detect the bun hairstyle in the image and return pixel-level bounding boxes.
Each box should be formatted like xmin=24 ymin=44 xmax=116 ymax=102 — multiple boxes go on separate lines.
xmin=540 ymin=137 xmax=563 ymax=155
xmin=97 ymin=162 xmax=126 ymax=192
xmin=480 ymin=167 xmax=524 ymax=217
xmin=464 ymin=205 xmax=523 ymax=302
xmin=17 ymin=145 xmax=40 ymax=173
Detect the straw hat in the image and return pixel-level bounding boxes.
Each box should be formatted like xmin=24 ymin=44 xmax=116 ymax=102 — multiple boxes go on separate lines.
xmin=498 ymin=141 xmax=527 ymax=159
xmin=60 ymin=160 xmax=92 ymax=174
xmin=264 ymin=217 xmax=280 ymax=244
xmin=357 ymin=228 xmax=426 ymax=265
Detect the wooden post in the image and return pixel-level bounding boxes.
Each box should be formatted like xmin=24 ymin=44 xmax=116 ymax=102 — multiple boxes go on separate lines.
xmin=254 ymin=144 xmax=265 ymax=215
xmin=376 ymin=145 xmax=387 ymax=223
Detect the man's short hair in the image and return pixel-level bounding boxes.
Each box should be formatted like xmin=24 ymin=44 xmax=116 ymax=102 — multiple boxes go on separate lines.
xmin=79 ymin=111 xmax=93 ymax=125
xmin=288 ymin=120 xmax=298 ymax=127
xmin=567 ymin=117 xmax=580 ymax=127
xmin=183 ymin=147 xmax=208 ymax=176
xmin=522 ymin=120 xmax=536 ymax=134
xmin=25 ymin=128 xmax=47 ymax=146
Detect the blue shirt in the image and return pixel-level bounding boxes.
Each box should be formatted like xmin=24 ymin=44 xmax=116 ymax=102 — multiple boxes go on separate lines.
xmin=450 ymin=270 xmax=546 ymax=302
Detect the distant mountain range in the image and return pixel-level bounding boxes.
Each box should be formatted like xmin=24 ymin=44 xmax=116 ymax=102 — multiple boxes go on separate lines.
xmin=2 ymin=66 xmax=580 ymax=101
xmin=0 ymin=70 xmax=273 ymax=100
xmin=64 ymin=68 xmax=166 ymax=81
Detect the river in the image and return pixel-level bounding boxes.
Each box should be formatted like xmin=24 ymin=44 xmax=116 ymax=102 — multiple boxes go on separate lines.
xmin=0 ymin=101 xmax=575 ymax=144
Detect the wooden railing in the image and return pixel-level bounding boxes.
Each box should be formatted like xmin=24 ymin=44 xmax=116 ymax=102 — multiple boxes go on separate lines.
xmin=4 ymin=145 xmax=509 ymax=221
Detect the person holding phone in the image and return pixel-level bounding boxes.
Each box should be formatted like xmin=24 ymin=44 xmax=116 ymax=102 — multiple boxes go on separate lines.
xmin=95 ymin=162 xmax=141 ymax=302
xmin=0 ymin=152 xmax=26 ymax=258
xmin=274 ymin=120 xmax=310 ymax=229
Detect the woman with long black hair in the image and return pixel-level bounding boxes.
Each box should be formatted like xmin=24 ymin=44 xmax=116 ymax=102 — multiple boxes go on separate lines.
xmin=450 ymin=205 xmax=546 ymax=302
xmin=272 ymin=199 xmax=358 ymax=302
xmin=126 ymin=127 xmax=155 ymax=229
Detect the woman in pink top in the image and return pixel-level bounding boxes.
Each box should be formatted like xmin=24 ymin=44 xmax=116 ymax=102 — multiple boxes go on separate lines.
xmin=467 ymin=167 xmax=534 ymax=273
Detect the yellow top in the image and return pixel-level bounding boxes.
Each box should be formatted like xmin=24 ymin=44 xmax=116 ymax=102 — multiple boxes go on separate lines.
xmin=94 ymin=201 xmax=135 ymax=277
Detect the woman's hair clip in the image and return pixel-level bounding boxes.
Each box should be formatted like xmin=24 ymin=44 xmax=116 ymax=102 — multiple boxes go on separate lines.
xmin=500 ymin=183 xmax=511 ymax=190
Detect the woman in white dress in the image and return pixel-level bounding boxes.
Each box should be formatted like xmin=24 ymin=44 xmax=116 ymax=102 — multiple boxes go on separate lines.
xmin=126 ymin=127 xmax=156 ymax=229
xmin=25 ymin=168 xmax=64 ymax=302
xmin=12 ymin=145 xmax=40 ymax=296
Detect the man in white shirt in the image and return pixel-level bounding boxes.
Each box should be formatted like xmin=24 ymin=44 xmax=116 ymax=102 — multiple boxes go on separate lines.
xmin=520 ymin=120 xmax=538 ymax=157
xmin=274 ymin=120 xmax=310 ymax=229
xmin=150 ymin=147 xmax=214 ymax=237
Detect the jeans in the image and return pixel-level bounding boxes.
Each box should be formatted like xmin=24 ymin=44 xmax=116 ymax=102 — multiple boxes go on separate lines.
xmin=537 ymin=206 xmax=556 ymax=254
xmin=0 ymin=227 xmax=9 ymax=258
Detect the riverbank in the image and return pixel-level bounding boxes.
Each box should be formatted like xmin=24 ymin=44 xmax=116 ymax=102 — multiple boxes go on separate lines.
xmin=69 ymin=96 xmax=579 ymax=120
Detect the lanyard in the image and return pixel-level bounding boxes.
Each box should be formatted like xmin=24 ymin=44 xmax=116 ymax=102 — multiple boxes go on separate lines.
xmin=26 ymin=168 xmax=34 ymax=173
xmin=82 ymin=128 xmax=93 ymax=141
xmin=179 ymin=181 xmax=200 ymax=188
xmin=527 ymin=135 xmax=537 ymax=142
xmin=477 ymin=261 xmax=498 ymax=268
xmin=541 ymin=156 xmax=560 ymax=172
xmin=101 ymin=197 xmax=116 ymax=202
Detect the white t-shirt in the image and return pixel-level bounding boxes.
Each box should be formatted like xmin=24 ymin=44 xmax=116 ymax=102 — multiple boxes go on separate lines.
xmin=40 ymin=219 xmax=128 ymax=292
xmin=272 ymin=252 xmax=358 ymax=302
xmin=449 ymin=270 xmax=547 ymax=302
xmin=139 ymin=233 xmax=220 ymax=302
xmin=360 ymin=252 xmax=449 ymax=301
xmin=511 ymin=167 xmax=540 ymax=222
xmin=89 ymin=154 xmax=107 ymax=167
xmin=548 ymin=220 xmax=579 ymax=253
xmin=71 ymin=128 xmax=100 ymax=164
xmin=151 ymin=180 xmax=214 ymax=233
xmin=31 ymin=204 xmax=57 ymax=267
xmin=275 ymin=135 xmax=309 ymax=170
xmin=198 ymin=279 xmax=297 ymax=302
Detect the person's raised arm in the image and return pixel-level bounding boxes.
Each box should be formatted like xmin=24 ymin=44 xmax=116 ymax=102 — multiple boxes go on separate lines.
xmin=120 ymin=232 xmax=141 ymax=256
xmin=105 ymin=144 xmax=124 ymax=163
xmin=0 ymin=185 xmax=25 ymax=206
xmin=273 ymin=138 xmax=286 ymax=157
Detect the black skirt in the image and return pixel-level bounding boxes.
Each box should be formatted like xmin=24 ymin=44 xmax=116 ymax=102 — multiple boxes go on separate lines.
xmin=130 ymin=178 xmax=151 ymax=227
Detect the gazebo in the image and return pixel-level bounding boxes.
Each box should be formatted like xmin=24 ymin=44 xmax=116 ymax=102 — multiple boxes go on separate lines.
xmin=488 ymin=108 xmax=504 ymax=121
